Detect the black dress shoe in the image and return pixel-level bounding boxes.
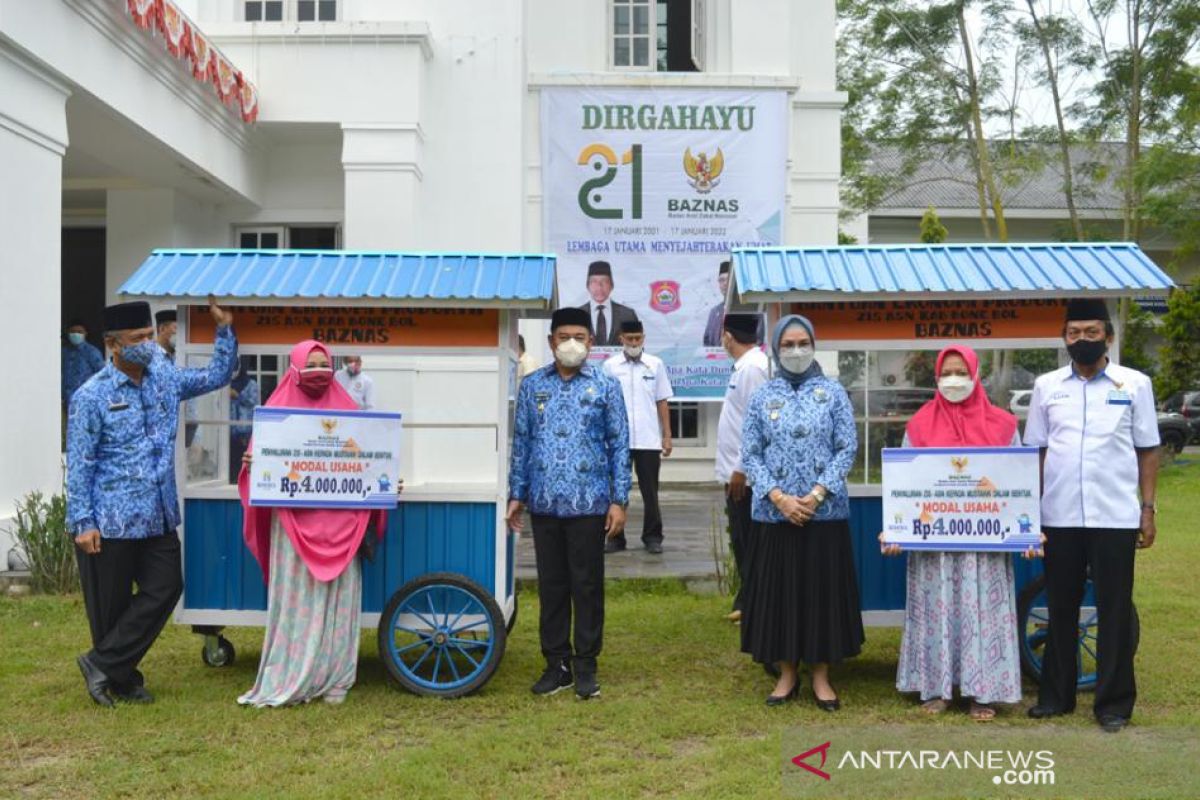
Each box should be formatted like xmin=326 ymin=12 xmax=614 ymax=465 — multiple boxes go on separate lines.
xmin=1027 ymin=704 xmax=1068 ymax=719
xmin=644 ymin=541 xmax=663 ymax=554
xmin=1098 ymin=714 xmax=1128 ymax=733
xmin=813 ymin=689 xmax=841 ymax=712
xmin=113 ymin=684 xmax=155 ymax=704
xmin=604 ymin=539 xmax=626 ymax=554
xmin=765 ymin=685 xmax=798 ymax=707
xmin=77 ymin=655 xmax=114 ymax=708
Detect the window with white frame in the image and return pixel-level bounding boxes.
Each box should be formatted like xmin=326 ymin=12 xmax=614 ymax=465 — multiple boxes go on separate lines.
xmin=237 ymin=226 xmax=284 ymax=249
xmin=236 ymin=225 xmax=339 ymax=250
xmin=244 ymin=0 xmax=336 ymax=22
xmin=244 ymin=1 xmax=283 ymax=21
xmin=612 ymin=0 xmax=704 ymax=72
xmin=297 ymin=0 xmax=337 ymax=21
xmin=667 ymin=401 xmax=702 ymax=443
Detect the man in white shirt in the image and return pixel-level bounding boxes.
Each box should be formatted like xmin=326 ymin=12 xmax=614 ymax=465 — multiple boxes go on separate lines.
xmin=715 ymin=314 xmax=770 ymax=622
xmin=602 ymin=320 xmax=673 ymax=554
xmin=517 ymin=335 xmax=539 ymax=380
xmin=1023 ymin=298 xmax=1159 ymax=734
xmin=334 ymin=355 xmax=375 ymax=410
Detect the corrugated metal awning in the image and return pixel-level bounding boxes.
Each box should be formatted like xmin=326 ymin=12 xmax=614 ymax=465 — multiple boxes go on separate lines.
xmin=118 ymin=249 xmax=558 ymax=309
xmin=731 ymin=242 xmax=1174 ymax=304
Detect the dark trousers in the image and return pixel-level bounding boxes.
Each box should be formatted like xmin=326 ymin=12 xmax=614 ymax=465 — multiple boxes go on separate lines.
xmin=531 ymin=514 xmax=606 ymax=674
xmin=613 ymin=449 xmax=662 ymax=547
xmin=76 ymin=531 xmax=183 ymax=688
xmin=1039 ymin=527 xmax=1138 ymax=719
xmin=726 ymin=489 xmax=757 ymax=612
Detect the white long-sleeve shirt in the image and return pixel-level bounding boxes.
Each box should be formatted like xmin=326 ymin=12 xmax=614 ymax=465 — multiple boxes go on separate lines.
xmin=335 ymin=368 xmax=375 ymax=410
xmin=715 ymin=347 xmax=770 ymax=483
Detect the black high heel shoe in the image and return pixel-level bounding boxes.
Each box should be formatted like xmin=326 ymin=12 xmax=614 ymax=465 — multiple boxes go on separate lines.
xmin=765 ymin=684 xmax=798 ymax=707
xmin=813 ymin=683 xmax=840 ymax=712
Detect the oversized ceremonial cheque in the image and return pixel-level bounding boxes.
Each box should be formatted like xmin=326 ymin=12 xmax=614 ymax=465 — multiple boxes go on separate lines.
xmin=880 ymin=447 xmax=1041 ymax=552
xmin=248 ymin=407 xmax=402 ymax=510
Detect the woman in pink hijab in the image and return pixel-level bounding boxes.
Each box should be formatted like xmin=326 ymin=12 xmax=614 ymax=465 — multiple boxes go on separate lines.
xmin=237 ymin=340 xmax=388 ymax=707
xmin=882 ymin=345 xmax=1024 ymax=721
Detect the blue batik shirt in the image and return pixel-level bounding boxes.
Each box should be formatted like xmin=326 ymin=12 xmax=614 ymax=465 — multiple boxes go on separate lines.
xmin=66 ymin=326 xmax=238 ymax=539
xmin=62 ymin=340 xmax=106 ymax=405
xmin=741 ymin=375 xmax=858 ymax=524
xmin=509 ymin=363 xmax=632 ymax=517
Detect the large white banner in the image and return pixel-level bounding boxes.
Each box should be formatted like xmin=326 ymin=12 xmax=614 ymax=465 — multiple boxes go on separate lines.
xmin=541 ymin=88 xmax=787 ymax=399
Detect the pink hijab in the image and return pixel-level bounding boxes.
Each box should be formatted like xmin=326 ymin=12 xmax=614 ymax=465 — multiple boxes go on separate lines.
xmin=238 ymin=340 xmax=385 ymax=582
xmin=905 ymin=345 xmax=1018 ymax=447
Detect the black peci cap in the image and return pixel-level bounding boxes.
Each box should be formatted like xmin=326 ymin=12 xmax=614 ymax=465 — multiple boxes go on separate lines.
xmin=1064 ymin=298 xmax=1111 ymax=322
xmin=719 ymin=260 xmax=731 ymax=275
xmin=619 ymin=320 xmax=643 ymax=334
xmin=587 ymin=261 xmax=613 ymax=279
xmin=723 ymin=313 xmax=759 ymax=337
xmin=155 ymin=309 xmax=177 ymax=326
xmin=551 ymin=307 xmax=593 ymax=332
xmin=103 ymin=301 xmax=153 ymax=332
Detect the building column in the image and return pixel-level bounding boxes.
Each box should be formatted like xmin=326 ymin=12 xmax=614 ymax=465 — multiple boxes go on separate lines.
xmin=341 ymin=123 xmax=424 ymax=249
xmin=0 ymin=44 xmax=70 ymax=552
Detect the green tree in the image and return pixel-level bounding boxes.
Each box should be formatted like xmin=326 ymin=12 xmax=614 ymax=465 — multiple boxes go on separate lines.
xmin=1155 ymin=282 xmax=1200 ymax=399
xmin=837 ymin=0 xmax=1015 ymax=238
xmin=920 ymin=206 xmax=949 ymax=243
xmin=1120 ymin=300 xmax=1157 ymax=374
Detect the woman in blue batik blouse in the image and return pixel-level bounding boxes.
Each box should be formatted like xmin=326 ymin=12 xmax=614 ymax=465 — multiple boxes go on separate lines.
xmin=740 ymin=314 xmax=864 ymax=711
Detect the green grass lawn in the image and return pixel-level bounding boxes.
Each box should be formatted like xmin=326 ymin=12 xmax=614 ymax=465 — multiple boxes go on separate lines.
xmin=3 ymin=460 xmax=1199 ymax=799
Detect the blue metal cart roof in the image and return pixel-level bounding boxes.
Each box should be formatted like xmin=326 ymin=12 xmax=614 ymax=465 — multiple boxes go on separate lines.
xmin=118 ymin=249 xmax=558 ymax=308
xmin=730 ymin=242 xmax=1174 ymax=304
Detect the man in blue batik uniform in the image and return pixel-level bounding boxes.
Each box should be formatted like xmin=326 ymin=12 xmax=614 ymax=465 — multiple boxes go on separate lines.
xmin=507 ymin=307 xmax=631 ymax=700
xmin=67 ymin=297 xmax=237 ymax=706
xmin=61 ymin=320 xmax=105 ymax=406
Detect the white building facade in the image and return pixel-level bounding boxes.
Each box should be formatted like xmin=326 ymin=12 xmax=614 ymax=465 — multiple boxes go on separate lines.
xmin=0 ymin=0 xmax=842 ymax=552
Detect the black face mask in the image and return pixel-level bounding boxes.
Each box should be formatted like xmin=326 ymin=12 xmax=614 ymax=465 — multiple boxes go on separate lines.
xmin=1067 ymin=338 xmax=1108 ymax=366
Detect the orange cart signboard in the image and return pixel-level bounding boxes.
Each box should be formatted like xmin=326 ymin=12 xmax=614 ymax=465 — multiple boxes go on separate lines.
xmin=796 ymin=299 xmax=1068 ymax=341
xmin=188 ymin=306 xmax=499 ymax=347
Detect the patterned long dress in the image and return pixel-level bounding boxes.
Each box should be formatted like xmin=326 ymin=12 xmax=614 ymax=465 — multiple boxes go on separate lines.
xmin=894 ymin=432 xmax=1023 ymax=704
xmin=238 ymin=516 xmax=362 ymax=707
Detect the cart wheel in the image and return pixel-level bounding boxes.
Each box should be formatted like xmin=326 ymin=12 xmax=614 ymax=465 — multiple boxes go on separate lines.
xmin=505 ymin=593 xmax=518 ymax=634
xmin=201 ymin=635 xmax=236 ymax=668
xmin=378 ymin=572 xmax=506 ymax=698
xmin=1017 ymin=575 xmax=1139 ymax=691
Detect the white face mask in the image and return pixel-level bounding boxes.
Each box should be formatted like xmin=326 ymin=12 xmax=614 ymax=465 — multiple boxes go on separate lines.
xmin=779 ymin=345 xmax=814 ymax=375
xmin=937 ymin=375 xmax=975 ymax=403
xmin=167 ymin=334 xmax=177 ymax=349
xmin=555 ymin=338 xmax=588 ymax=368
xmin=623 ymin=344 xmax=643 ymax=359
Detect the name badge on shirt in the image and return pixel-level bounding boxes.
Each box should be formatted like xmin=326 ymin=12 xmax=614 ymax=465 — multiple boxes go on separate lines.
xmin=1107 ymin=389 xmax=1132 ymax=406
xmin=108 ymin=402 xmax=130 ymax=412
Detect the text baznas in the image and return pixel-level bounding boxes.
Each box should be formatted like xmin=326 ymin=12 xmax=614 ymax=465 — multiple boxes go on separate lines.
xmin=582 ymin=103 xmax=756 ymax=131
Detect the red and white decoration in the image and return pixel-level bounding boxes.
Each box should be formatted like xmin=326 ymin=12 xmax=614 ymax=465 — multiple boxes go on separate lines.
xmin=116 ymin=0 xmax=258 ymax=124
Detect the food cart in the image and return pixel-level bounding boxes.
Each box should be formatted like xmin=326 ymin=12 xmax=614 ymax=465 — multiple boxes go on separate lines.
xmin=728 ymin=242 xmax=1175 ymax=687
xmin=117 ymin=248 xmax=557 ymax=697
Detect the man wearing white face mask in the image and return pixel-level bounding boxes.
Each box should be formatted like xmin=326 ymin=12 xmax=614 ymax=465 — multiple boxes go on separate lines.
xmin=507 ymin=307 xmax=631 ymax=700
xmin=603 ymin=320 xmax=674 ymax=554
xmin=334 ymin=355 xmax=375 ymax=410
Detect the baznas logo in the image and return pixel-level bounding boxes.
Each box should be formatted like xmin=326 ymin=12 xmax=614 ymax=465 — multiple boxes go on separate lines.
xmin=683 ymin=147 xmax=724 ymax=194
xmin=649 ymin=280 xmax=682 ymax=314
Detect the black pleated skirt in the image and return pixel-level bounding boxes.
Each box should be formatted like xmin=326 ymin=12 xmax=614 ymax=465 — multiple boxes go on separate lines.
xmin=740 ymin=520 xmax=865 ymax=666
